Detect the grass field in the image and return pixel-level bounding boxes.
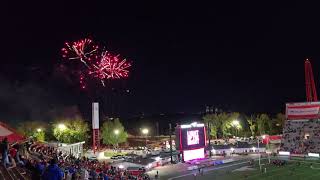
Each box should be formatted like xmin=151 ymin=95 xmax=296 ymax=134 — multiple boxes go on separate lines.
xmin=192 ymin=159 xmax=320 ymax=180
xmin=103 ymin=151 xmax=127 ymax=157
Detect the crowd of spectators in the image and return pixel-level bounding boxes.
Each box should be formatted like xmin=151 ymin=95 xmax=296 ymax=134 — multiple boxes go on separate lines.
xmin=1 ymin=139 xmax=151 ymax=180
xmin=272 ymin=160 xmax=286 ymax=167
xmin=1 ymin=137 xmax=27 ymax=169
xmin=281 ymin=120 xmax=320 ymax=154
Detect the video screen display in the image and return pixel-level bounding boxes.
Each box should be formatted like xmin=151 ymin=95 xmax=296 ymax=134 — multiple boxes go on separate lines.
xmin=183 ymin=148 xmax=205 ymax=161
xmin=187 ymin=130 xmax=200 ymax=145
xmin=179 ymin=126 xmax=205 ymax=150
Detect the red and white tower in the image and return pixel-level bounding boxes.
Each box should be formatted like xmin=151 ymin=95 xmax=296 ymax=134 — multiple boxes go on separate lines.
xmin=305 ymin=59 xmax=318 ymax=102
xmin=92 ymin=102 xmax=100 ymax=153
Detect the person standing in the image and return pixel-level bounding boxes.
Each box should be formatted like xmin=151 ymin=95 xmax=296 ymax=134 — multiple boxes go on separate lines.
xmin=42 ymin=159 xmax=64 ymax=180
xmin=90 ymin=168 xmax=98 ymax=180
xmin=80 ymin=167 xmax=89 ymax=180
xmin=1 ymin=138 xmax=11 ymax=168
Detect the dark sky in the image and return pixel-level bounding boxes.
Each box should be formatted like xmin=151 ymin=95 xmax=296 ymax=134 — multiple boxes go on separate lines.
xmin=2 ymin=1 xmax=320 ymax=120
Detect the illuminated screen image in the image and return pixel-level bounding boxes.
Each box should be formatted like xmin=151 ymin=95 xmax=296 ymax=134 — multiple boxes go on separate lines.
xmin=177 ymin=126 xmax=205 ymax=150
xmin=187 ymin=130 xmax=199 ymax=145
xmin=183 ymin=148 xmax=205 ymax=161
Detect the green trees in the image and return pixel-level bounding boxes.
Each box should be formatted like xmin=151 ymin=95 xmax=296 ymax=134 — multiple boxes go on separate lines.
xmin=271 ymin=113 xmax=285 ymax=135
xmin=33 ymin=130 xmax=45 ymax=142
xmin=221 ymin=112 xmax=240 ymax=137
xmin=203 ymin=112 xmax=240 ymax=138
xmin=247 ymin=115 xmax=256 ymax=137
xmin=101 ymin=118 xmax=128 ymax=148
xmin=17 ymin=121 xmax=47 ymax=142
xmin=203 ymin=112 xmax=284 ymax=138
xmin=53 ymin=117 xmax=89 ymax=144
xmin=247 ymin=113 xmax=283 ymax=136
xmin=203 ymin=114 xmax=221 ymax=138
xmin=256 ymin=114 xmax=271 ymax=135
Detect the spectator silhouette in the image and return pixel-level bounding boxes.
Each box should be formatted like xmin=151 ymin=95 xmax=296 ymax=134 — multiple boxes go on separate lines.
xmin=1 ymin=137 xmax=11 ymax=168
xmin=42 ymin=159 xmax=63 ymax=180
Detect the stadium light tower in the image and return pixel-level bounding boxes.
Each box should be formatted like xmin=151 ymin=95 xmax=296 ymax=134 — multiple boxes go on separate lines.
xmin=58 ymin=124 xmax=67 ymax=131
xmin=142 ymin=128 xmax=149 ymax=148
xmin=114 ymin=129 xmax=120 ymax=148
xmin=232 ymin=120 xmax=239 ymax=126
xmin=142 ymin=128 xmax=149 ymax=135
xmin=114 ymin=129 xmax=119 ymax=135
xmin=232 ymin=120 xmax=240 ymax=136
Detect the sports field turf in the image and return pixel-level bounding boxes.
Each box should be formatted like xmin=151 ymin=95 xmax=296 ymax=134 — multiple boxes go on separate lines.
xmin=193 ymin=159 xmax=320 ymax=180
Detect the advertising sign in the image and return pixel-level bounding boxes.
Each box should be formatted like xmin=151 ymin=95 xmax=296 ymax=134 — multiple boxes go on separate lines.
xmin=286 ymin=102 xmax=320 ymax=120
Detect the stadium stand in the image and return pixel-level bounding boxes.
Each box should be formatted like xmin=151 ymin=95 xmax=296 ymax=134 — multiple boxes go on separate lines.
xmin=281 ymin=119 xmax=320 ymax=154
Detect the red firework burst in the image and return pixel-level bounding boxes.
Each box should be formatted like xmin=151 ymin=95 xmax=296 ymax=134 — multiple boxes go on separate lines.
xmin=90 ymin=51 xmax=131 ymax=86
xmin=61 ymin=38 xmax=98 ymax=67
xmin=61 ymin=38 xmax=131 ymax=88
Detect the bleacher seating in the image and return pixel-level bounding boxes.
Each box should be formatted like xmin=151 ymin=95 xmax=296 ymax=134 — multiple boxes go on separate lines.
xmin=281 ymin=119 xmax=320 ymax=154
xmin=0 ymin=165 xmax=30 ymax=180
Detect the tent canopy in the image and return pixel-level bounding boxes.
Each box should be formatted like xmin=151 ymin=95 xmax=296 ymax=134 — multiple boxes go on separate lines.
xmin=0 ymin=122 xmax=25 ymax=143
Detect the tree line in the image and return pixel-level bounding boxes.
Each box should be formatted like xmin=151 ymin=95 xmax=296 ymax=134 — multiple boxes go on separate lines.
xmin=203 ymin=112 xmax=285 ymax=139
xmin=16 ymin=112 xmax=285 ymax=147
xmin=17 ymin=117 xmax=128 ymax=148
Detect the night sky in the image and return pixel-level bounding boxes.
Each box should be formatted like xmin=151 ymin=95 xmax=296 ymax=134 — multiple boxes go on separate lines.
xmin=2 ymin=2 xmax=320 ymax=122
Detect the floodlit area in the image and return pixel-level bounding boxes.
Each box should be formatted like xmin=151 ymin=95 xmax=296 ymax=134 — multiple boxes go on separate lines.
xmin=147 ymin=158 xmax=320 ymax=180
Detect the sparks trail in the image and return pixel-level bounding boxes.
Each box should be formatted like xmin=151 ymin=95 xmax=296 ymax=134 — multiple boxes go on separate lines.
xmin=61 ymin=38 xmax=99 ymax=68
xmin=90 ymin=51 xmax=131 ymax=86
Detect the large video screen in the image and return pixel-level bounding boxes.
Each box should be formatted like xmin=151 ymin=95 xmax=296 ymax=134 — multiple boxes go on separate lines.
xmin=179 ymin=126 xmax=205 ymax=150
xmin=183 ymin=148 xmax=205 ymax=161
xmin=187 ymin=130 xmax=200 ymax=145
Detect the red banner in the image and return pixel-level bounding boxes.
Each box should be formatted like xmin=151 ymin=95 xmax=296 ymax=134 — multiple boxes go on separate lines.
xmin=262 ymin=135 xmax=281 ymax=144
xmin=286 ymin=102 xmax=320 ymax=120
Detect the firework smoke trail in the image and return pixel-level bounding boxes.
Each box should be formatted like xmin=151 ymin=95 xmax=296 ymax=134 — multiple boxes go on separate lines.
xmin=61 ymin=38 xmax=98 ymax=68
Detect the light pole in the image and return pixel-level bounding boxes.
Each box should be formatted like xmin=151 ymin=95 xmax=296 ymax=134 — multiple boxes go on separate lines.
xmin=114 ymin=129 xmax=119 ymax=149
xmin=207 ymin=121 xmax=212 ymax=157
xmin=142 ymin=128 xmax=149 ymax=148
xmin=230 ymin=147 xmax=235 ymax=156
xmin=257 ymin=136 xmax=262 ymax=169
xmin=169 ymin=123 xmax=173 ymax=163
xmin=232 ymin=120 xmax=240 ymax=137
xmin=261 ymin=135 xmax=270 ymax=164
xmin=58 ymin=123 xmax=67 ymax=131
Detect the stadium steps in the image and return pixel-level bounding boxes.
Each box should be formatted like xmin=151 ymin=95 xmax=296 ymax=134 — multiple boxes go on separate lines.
xmin=16 ymin=167 xmax=32 ymax=180
xmin=8 ymin=168 xmax=23 ymax=180
xmin=0 ymin=165 xmax=30 ymax=180
xmin=0 ymin=165 xmax=14 ymax=180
